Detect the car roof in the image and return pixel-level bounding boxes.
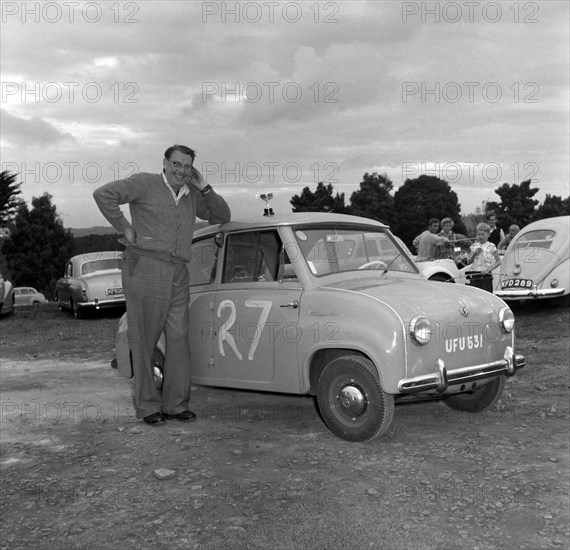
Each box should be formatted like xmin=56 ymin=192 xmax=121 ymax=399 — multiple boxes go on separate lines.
xmin=518 ymin=215 xmax=569 ymax=234
xmin=195 ymin=212 xmax=387 ymax=238
xmin=70 ymin=251 xmax=123 ymax=262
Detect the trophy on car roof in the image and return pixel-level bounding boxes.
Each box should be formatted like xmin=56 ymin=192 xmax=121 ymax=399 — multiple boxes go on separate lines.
xmin=255 ymin=193 xmax=275 ymax=216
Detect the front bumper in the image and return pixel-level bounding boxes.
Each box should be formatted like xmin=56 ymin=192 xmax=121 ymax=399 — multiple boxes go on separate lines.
xmin=398 ymin=346 xmax=526 ymax=394
xmin=495 ymin=286 xmax=565 ymax=299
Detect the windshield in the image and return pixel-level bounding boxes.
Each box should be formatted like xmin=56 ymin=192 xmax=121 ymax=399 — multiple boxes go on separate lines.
xmin=293 ymin=226 xmax=418 ymax=277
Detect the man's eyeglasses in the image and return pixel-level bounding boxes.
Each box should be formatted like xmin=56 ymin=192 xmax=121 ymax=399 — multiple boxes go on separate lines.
xmin=166 ymin=159 xmax=194 ymax=172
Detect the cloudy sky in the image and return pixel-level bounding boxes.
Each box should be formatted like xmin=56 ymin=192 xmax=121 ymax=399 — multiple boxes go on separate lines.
xmin=1 ymin=0 xmax=569 ymax=228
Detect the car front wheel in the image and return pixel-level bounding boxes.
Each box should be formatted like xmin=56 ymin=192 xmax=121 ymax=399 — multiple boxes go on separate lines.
xmin=443 ymin=375 xmax=505 ymax=412
xmin=316 ymin=355 xmax=394 ymax=442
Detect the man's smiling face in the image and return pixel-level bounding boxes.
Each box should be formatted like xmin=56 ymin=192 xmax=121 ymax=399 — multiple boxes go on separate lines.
xmin=163 ymin=150 xmax=194 ymax=190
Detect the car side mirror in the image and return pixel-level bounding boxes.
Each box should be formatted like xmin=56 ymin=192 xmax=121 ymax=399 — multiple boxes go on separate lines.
xmin=215 ymin=232 xmax=224 ymax=248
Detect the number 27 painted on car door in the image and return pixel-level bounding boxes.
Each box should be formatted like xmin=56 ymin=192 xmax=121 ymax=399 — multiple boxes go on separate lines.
xmin=212 ymin=289 xmax=302 ymax=390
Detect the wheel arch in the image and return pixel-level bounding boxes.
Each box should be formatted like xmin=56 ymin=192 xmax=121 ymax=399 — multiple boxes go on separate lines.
xmin=307 ymin=348 xmax=380 ymax=395
xmin=429 ymin=271 xmax=454 ymax=282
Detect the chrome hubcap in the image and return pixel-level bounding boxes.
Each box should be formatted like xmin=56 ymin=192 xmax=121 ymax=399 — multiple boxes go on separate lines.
xmin=338 ymin=383 xmax=366 ymax=417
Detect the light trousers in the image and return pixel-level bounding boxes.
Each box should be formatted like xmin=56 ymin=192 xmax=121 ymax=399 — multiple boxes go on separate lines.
xmin=122 ymin=247 xmax=192 ymax=418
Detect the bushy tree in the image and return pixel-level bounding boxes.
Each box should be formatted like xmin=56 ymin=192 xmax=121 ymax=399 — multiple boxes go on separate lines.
xmin=2 ymin=193 xmax=74 ymax=298
xmin=0 ymin=170 xmax=25 ymax=227
xmin=290 ymin=182 xmax=348 ymax=213
xmin=393 ymin=175 xmax=465 ymax=247
xmin=73 ymin=233 xmax=124 ymax=255
xmin=532 ymin=194 xmax=570 ymax=221
xmin=485 ymin=180 xmax=539 ymax=229
xmin=349 ymin=172 xmax=395 ymax=226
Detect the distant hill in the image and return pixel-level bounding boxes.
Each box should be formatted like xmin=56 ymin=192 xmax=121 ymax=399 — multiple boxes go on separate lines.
xmin=70 ymin=221 xmax=210 ymax=238
xmin=70 ymin=226 xmax=117 ymax=237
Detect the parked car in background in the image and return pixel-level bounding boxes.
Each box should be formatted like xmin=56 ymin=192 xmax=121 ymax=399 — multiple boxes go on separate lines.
xmin=56 ymin=251 xmax=125 ymax=319
xmin=14 ymin=287 xmax=47 ymax=306
xmin=495 ymin=215 xmax=569 ymax=306
xmin=113 ymin=212 xmax=525 ymax=442
xmin=395 ymin=236 xmax=464 ymax=282
xmin=0 ymin=273 xmax=15 ymax=316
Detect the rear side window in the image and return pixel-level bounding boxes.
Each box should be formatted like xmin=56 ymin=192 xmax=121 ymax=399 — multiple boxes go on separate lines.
xmin=189 ymin=237 xmax=219 ymax=286
xmin=223 ymin=231 xmax=282 ymax=283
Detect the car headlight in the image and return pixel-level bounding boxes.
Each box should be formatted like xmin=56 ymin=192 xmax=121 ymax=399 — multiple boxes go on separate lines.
xmin=410 ymin=315 xmax=432 ymax=345
xmin=499 ymin=306 xmax=515 ymax=333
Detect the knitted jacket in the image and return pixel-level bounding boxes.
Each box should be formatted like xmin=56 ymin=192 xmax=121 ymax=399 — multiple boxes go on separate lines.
xmin=93 ymin=172 xmax=231 ymax=262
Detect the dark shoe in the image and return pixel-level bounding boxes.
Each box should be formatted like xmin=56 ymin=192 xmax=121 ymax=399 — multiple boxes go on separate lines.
xmin=143 ymin=412 xmax=166 ymax=425
xmin=164 ymin=410 xmax=196 ymax=422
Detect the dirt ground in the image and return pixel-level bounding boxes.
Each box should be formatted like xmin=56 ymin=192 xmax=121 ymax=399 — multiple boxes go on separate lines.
xmin=1 ymin=302 xmax=569 ymax=550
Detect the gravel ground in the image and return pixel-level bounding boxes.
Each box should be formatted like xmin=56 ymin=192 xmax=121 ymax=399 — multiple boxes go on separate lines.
xmin=0 ymin=302 xmax=568 ymax=549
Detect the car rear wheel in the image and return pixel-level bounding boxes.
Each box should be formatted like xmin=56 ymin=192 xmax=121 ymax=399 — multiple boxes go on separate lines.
xmin=71 ymin=300 xmax=83 ymax=320
xmin=152 ymin=348 xmax=164 ymax=390
xmin=316 ymin=355 xmax=394 ymax=442
xmin=443 ymin=375 xmax=505 ymax=412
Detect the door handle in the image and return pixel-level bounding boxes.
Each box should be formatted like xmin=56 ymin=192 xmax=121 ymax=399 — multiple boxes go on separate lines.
xmin=281 ymin=300 xmax=299 ymax=309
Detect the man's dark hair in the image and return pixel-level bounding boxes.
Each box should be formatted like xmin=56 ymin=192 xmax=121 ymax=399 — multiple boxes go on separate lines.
xmin=428 ymin=218 xmax=440 ymax=225
xmin=164 ymin=145 xmax=196 ymax=162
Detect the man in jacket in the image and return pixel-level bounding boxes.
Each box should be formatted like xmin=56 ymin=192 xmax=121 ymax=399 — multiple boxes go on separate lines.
xmin=93 ymin=145 xmax=231 ymax=425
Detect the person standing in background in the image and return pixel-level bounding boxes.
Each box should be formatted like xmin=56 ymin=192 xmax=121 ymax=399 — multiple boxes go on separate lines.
xmin=413 ymin=218 xmax=449 ymax=261
xmin=486 ymin=213 xmax=505 ymax=247
xmin=467 ymin=222 xmax=501 ymax=293
xmin=498 ymin=224 xmax=521 ymax=251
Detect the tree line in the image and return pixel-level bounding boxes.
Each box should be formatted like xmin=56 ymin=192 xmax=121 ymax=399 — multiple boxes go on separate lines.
xmin=1 ymin=170 xmax=568 ymax=298
xmin=0 ymin=171 xmax=123 ymax=299
xmin=290 ymin=173 xmax=569 ymax=247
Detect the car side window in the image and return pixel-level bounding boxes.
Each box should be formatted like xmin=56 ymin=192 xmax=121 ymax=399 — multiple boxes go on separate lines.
xmin=188 ymin=237 xmax=218 ymax=286
xmin=223 ymin=230 xmax=282 ymax=283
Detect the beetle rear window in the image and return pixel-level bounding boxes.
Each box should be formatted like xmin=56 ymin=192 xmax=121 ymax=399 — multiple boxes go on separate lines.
xmin=516 ymin=229 xmax=555 ymax=242
xmin=512 ymin=229 xmax=556 ymax=250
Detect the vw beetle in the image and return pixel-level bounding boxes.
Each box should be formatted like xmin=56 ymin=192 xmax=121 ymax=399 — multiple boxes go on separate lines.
xmin=495 ymin=215 xmax=569 ymax=305
xmin=114 ymin=213 xmax=525 ymax=442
